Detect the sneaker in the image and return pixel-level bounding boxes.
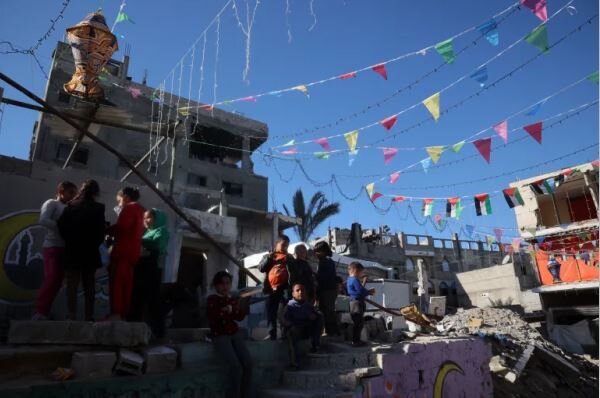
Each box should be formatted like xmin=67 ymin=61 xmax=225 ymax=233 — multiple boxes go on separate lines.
xmin=31 ymin=313 xmax=48 ymax=321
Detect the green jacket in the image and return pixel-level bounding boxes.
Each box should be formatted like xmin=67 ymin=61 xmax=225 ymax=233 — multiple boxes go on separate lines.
xmin=142 ymin=208 xmax=169 ymax=269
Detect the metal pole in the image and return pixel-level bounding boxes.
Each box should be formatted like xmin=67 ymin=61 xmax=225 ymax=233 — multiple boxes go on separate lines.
xmin=120 ymin=136 xmax=165 ymax=182
xmin=0 ymin=72 xmax=261 ymax=284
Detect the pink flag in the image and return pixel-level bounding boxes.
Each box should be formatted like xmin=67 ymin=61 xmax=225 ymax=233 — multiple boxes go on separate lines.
xmin=127 ymin=87 xmax=142 ymax=98
xmin=314 ymin=138 xmax=331 ymax=152
xmin=372 ymin=63 xmax=388 ymax=80
xmin=200 ymin=104 xmax=214 ymax=111
xmin=523 ymin=122 xmax=543 ymax=144
xmin=380 ymin=115 xmax=398 ymax=130
xmin=383 ymin=147 xmax=399 ymax=165
xmin=521 ymin=0 xmax=548 ymax=22
xmin=493 ymin=120 xmax=508 ymax=143
xmin=494 ymin=228 xmax=503 ymax=242
xmin=473 ymin=138 xmax=492 ymax=163
xmin=281 ymin=147 xmax=298 ymax=155
xmin=392 ymin=195 xmax=405 ymax=203
xmin=434 ymin=214 xmax=443 ymax=224
xmin=370 ymin=192 xmax=383 ymax=202
xmin=592 ymin=160 xmax=600 ymax=168
xmin=240 ymin=96 xmax=257 ymax=102
xmin=338 ymin=71 xmax=357 ymax=80
xmin=389 ymin=171 xmax=401 ymax=184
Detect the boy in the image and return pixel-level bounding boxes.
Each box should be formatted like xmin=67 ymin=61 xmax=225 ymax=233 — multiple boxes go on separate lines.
xmin=346 ymin=262 xmax=375 ymax=347
xmin=282 ymin=283 xmax=322 ymax=369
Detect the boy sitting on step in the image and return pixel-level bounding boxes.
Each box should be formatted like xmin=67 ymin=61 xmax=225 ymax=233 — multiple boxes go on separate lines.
xmin=282 ymin=283 xmax=322 ymax=369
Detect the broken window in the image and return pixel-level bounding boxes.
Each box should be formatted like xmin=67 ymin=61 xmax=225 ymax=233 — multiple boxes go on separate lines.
xmin=441 ymin=259 xmax=450 ymax=272
xmin=188 ymin=123 xmax=263 ymax=166
xmin=223 ymin=181 xmax=243 ymax=196
xmin=439 ymin=281 xmax=449 ymax=296
xmin=187 ymin=173 xmax=207 ymax=187
xmin=405 ymin=258 xmax=414 ymax=272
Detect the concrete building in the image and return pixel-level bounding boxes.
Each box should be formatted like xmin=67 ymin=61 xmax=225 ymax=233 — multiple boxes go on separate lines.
xmin=509 ymin=161 xmax=599 ymax=354
xmin=0 ymin=41 xmax=296 ymax=332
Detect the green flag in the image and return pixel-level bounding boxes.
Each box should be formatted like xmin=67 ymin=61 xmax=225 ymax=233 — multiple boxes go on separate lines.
xmin=451 ymin=141 xmax=465 ymax=153
xmin=587 ymin=71 xmax=599 ymax=84
xmin=434 ymin=39 xmax=455 ymax=64
xmin=525 ymin=25 xmax=549 ymax=54
xmin=116 ymin=11 xmax=135 ymax=24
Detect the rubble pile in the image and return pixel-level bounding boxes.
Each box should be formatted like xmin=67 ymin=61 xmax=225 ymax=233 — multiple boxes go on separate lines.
xmin=438 ymin=307 xmax=599 ymax=398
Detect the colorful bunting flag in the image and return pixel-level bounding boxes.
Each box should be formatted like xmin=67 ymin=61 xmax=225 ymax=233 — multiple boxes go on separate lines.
xmin=525 ymin=100 xmax=546 ymax=116
xmin=503 ymin=187 xmax=525 ymax=208
xmin=555 ymin=168 xmax=573 ymax=187
xmin=339 ymin=71 xmax=357 ymax=80
xmin=421 ymin=158 xmax=431 ymax=173
xmin=474 ymin=193 xmax=492 ymax=216
xmin=473 ymin=138 xmax=492 ymax=163
xmin=451 ymin=141 xmax=465 ymax=153
xmin=523 ymin=122 xmax=543 ymax=144
xmin=392 ymin=195 xmax=405 ymax=203
xmin=370 ymin=192 xmax=383 ymax=202
xmin=465 ymin=224 xmax=475 ymax=237
xmin=434 ymin=39 xmax=455 ymax=64
xmin=348 ymin=150 xmax=358 ymax=167
xmin=592 ymin=160 xmax=600 ymax=168
xmin=127 ymin=87 xmax=142 ymax=98
xmin=314 ymin=152 xmax=329 ymax=159
xmin=494 ymin=228 xmax=503 ymax=243
xmin=477 ymin=19 xmax=499 ymax=46
xmin=446 ymin=197 xmax=462 ymax=218
xmin=434 ymin=214 xmax=443 ymax=225
xmin=344 ymin=130 xmax=359 ymax=152
xmin=281 ymin=147 xmax=298 ymax=155
xmin=115 ymin=11 xmax=135 ymax=24
xmin=383 ymin=147 xmax=399 ymax=165
xmin=486 ymin=235 xmax=496 ymax=246
xmin=422 ymin=92 xmax=440 ymax=121
xmin=423 ymin=198 xmax=434 ymax=217
xmin=525 ymin=25 xmax=549 ymax=54
xmin=588 ymin=71 xmax=599 ymax=84
xmin=282 ymin=139 xmax=295 ymax=147
xmin=314 ymin=137 xmax=331 ymax=152
xmin=293 ymin=85 xmax=309 ymax=96
xmin=381 ymin=115 xmax=398 ymax=130
xmin=530 ymin=179 xmax=554 ymax=195
xmin=372 ymin=64 xmax=388 ymax=80
xmin=240 ymin=96 xmax=257 ymax=102
xmin=366 ymin=183 xmax=375 ymax=198
xmin=493 ymin=120 xmax=508 ymax=144
xmin=470 ymin=67 xmax=488 ymax=86
xmin=512 ymin=238 xmax=522 ymax=252
xmin=521 ymin=0 xmax=548 ymax=22
xmin=389 ymin=171 xmax=401 ymax=184
xmin=426 ymin=146 xmax=444 ymax=164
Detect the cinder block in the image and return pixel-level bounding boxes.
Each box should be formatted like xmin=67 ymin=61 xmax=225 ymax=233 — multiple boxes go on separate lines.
xmin=115 ymin=349 xmax=144 ymax=375
xmin=71 ymin=351 xmax=116 ymax=378
xmin=143 ymin=346 xmax=177 ymax=374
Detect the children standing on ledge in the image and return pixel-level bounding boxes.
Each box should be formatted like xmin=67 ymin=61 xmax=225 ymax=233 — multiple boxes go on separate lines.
xmin=346 ymin=262 xmax=375 ymax=347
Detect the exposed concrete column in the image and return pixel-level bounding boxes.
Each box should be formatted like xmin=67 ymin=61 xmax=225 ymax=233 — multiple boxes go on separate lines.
xmin=452 ymin=232 xmax=465 ymax=272
xmin=241 ymin=136 xmax=253 ymax=173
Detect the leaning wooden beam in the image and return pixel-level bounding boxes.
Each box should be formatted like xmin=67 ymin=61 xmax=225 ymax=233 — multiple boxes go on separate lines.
xmin=0 ymin=72 xmax=261 ymax=284
xmin=120 ymin=136 xmax=166 ymax=182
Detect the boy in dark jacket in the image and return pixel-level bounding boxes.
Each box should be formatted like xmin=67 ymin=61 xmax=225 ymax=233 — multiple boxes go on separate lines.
xmin=346 ymin=262 xmax=375 ymax=347
xmin=282 ymin=283 xmax=322 ymax=369
xmin=314 ymin=241 xmax=339 ymax=336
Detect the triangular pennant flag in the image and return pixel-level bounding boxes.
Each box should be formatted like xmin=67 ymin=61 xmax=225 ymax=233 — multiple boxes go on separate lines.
xmin=474 ymin=193 xmax=492 ymax=216
xmin=521 ymin=0 xmax=548 ymax=22
xmin=115 ymin=11 xmax=135 ymax=24
xmin=422 ymin=92 xmax=440 ymax=121
xmin=592 ymin=160 xmax=600 ymax=168
xmin=530 ymin=179 xmax=554 ymax=195
xmin=380 ymin=115 xmax=398 ymax=130
xmin=503 ymin=187 xmax=525 ymax=208
xmin=348 ymin=150 xmax=358 ymax=167
xmin=478 ymin=19 xmax=499 ymax=46
xmin=470 ymin=67 xmax=488 ymax=87
xmin=426 ymin=146 xmax=444 ymax=164
xmin=465 ymin=225 xmax=475 ymax=237
xmin=525 ymin=25 xmax=549 ymax=54
xmin=434 ymin=214 xmax=443 ymax=225
xmin=494 ymin=228 xmax=503 ymax=243
xmin=293 ymin=85 xmax=309 ymax=97
xmin=421 ymin=158 xmax=431 ymax=173
xmin=486 ymin=235 xmax=496 ymax=246
xmin=338 ymin=71 xmax=357 ymax=80
xmin=365 ymin=183 xmax=375 ymax=198
xmin=372 ymin=64 xmax=388 ymax=80
xmin=473 ymin=138 xmax=492 ymax=163
xmin=523 ymin=122 xmax=543 ymax=144
xmin=314 ymin=152 xmax=329 ymax=159
xmin=383 ymin=147 xmax=399 ymax=165
xmin=282 ymin=139 xmax=295 ymax=147
xmin=392 ymin=195 xmax=405 ymax=203
xmin=314 ymin=137 xmax=331 ymax=152
xmin=240 ymin=96 xmax=257 ymax=102
xmin=588 ymin=71 xmax=599 ymax=84
xmin=344 ymin=130 xmax=359 ymax=153
xmin=370 ymin=192 xmax=383 ymax=202
xmin=127 ymin=87 xmax=142 ymax=98
xmin=446 ymin=197 xmax=462 ymax=218
xmin=389 ymin=171 xmax=401 ymax=184
xmin=493 ymin=120 xmax=508 ymax=144
xmin=434 ymin=39 xmax=455 ymax=64
xmin=525 ymin=100 xmax=546 ymax=116
xmin=422 ymin=198 xmax=434 ymax=217
xmin=512 ymin=238 xmax=522 ymax=252
xmin=451 ymin=141 xmax=465 ymax=153
xmin=281 ymin=147 xmax=298 ymax=155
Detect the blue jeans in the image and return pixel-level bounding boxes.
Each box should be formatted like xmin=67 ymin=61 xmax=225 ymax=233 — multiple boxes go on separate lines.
xmin=213 ymin=330 xmax=254 ymax=398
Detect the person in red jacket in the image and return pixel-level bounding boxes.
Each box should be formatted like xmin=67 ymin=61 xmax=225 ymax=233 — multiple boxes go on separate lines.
xmin=108 ymin=187 xmax=145 ymax=320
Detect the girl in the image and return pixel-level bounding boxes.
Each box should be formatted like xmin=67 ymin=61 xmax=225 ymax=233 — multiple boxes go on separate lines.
xmin=206 ymin=271 xmax=254 ymax=398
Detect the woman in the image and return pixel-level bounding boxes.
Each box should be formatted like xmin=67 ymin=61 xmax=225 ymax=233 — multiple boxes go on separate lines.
xmin=207 ymin=271 xmax=254 ymax=398
xmin=57 ymin=180 xmax=106 ymax=321
xmin=108 ymin=187 xmax=145 ymax=320
xmin=314 ymin=241 xmax=339 ymax=336
xmin=129 ymin=208 xmax=169 ymax=338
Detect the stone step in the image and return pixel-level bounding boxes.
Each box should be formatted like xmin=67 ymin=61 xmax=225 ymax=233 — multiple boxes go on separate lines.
xmin=305 ymin=350 xmax=376 ymax=370
xmin=261 ymin=388 xmax=354 ymax=398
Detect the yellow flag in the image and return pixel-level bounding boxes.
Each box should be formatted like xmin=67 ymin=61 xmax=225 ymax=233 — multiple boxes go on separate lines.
xmin=426 ymin=146 xmax=444 ymax=163
xmin=422 ymin=92 xmax=440 ymax=122
xmin=366 ymin=182 xmax=375 ymax=198
xmin=293 ymin=85 xmax=309 ymax=96
xmin=344 ymin=130 xmax=359 ymax=152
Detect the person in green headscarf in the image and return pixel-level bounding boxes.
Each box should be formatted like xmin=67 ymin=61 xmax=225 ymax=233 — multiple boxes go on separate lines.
xmin=129 ymin=208 xmax=169 ymax=338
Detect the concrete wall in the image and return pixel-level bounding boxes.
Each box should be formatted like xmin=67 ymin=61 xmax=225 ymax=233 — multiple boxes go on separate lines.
xmin=364 ymin=337 xmax=493 ymax=397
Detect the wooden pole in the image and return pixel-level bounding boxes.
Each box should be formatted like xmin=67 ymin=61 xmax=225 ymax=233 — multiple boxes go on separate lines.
xmin=0 ymin=72 xmax=261 ymax=284
xmin=120 ymin=136 xmax=165 ymax=182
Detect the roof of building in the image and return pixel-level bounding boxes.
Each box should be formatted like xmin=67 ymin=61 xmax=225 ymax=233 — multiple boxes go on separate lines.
xmin=532 ymin=280 xmax=599 ymax=293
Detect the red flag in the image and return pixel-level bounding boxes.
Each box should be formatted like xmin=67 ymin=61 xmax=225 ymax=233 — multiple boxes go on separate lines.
xmin=372 ymin=64 xmax=388 ymax=80
xmin=392 ymin=195 xmax=405 ymax=203
xmin=338 ymin=71 xmax=357 ymax=80
xmin=473 ymin=138 xmax=492 ymax=163
xmin=521 ymin=0 xmax=548 ymax=22
xmin=592 ymin=160 xmax=600 ymax=168
xmin=389 ymin=171 xmax=401 ymax=184
xmin=523 ymin=122 xmax=543 ymax=144
xmin=381 ymin=115 xmax=398 ymax=130
xmin=370 ymin=192 xmax=383 ymax=202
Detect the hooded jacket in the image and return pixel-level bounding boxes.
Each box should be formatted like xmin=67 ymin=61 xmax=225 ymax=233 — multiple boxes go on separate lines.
xmin=141 ymin=208 xmax=169 ymax=269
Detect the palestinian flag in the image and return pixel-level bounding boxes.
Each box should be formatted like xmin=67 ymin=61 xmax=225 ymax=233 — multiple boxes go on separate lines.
xmin=502 ymin=187 xmax=524 ymax=208
xmin=474 ymin=193 xmax=492 ymax=216
xmin=446 ymin=197 xmax=462 ymax=218
xmin=555 ymin=168 xmax=576 ymax=188
xmin=423 ymin=198 xmax=434 ymax=217
xmin=530 ymin=179 xmax=554 ymax=195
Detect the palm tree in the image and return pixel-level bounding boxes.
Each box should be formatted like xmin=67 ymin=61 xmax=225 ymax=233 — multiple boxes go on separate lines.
xmin=283 ymin=190 xmax=340 ymax=242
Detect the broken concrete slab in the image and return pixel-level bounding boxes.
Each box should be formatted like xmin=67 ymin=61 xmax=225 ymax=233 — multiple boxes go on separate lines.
xmin=115 ymin=349 xmax=144 ymax=375
xmin=143 ymin=346 xmax=177 ymax=374
xmin=71 ymin=351 xmax=116 ymax=378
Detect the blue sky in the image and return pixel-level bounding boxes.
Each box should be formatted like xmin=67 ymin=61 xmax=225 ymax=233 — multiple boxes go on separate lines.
xmin=0 ymin=0 xmax=598 ymax=243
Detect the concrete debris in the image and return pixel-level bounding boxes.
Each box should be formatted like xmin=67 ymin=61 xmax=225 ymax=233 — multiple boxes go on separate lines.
xmin=115 ymin=349 xmax=144 ymax=376
xmin=438 ymin=307 xmax=598 ymax=398
xmin=71 ymin=351 xmax=116 ymax=378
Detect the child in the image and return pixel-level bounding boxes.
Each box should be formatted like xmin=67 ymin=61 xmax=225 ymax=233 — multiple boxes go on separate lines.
xmin=314 ymin=241 xmax=339 ymax=336
xmin=207 ymin=271 xmax=254 ymax=398
xmin=33 ymin=181 xmax=77 ymax=320
xmin=282 ymin=283 xmax=322 ymax=369
xmin=346 ymin=262 xmax=375 ymax=347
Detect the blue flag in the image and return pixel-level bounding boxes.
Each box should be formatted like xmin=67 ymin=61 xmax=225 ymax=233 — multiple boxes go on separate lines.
xmin=470 ymin=66 xmax=488 ymax=87
xmin=478 ymin=19 xmax=499 ymax=46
